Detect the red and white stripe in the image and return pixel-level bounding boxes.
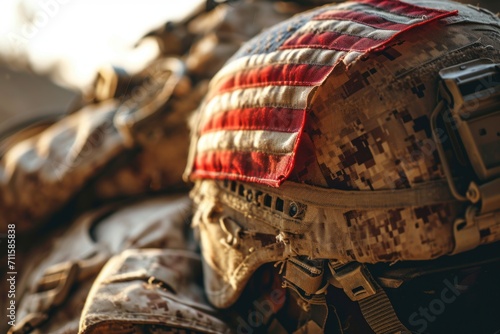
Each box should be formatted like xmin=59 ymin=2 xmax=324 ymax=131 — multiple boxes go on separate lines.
xmin=188 ymin=0 xmax=457 ymax=186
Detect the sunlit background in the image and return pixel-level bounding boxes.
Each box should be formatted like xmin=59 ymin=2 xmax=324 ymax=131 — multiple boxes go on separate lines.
xmin=0 ymin=0 xmax=202 ymax=129
xmin=0 ymin=0 xmax=498 ymax=130
xmin=0 ymin=0 xmax=203 ymax=88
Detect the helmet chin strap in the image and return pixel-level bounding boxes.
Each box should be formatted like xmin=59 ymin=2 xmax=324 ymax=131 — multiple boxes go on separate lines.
xmin=203 ymin=60 xmax=500 ymax=264
xmin=277 ymin=59 xmax=500 ymax=334
xmin=192 ymin=58 xmax=500 ymax=334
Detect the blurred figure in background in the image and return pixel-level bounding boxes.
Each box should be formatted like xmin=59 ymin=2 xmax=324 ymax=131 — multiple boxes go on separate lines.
xmin=0 ymin=1 xmax=305 ymax=333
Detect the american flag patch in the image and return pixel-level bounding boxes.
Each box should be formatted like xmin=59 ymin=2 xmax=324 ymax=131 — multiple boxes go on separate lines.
xmin=187 ymin=0 xmax=457 ymax=187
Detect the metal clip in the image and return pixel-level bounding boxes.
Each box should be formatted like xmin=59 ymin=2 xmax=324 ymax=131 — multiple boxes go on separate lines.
xmin=329 ymin=262 xmax=377 ymax=301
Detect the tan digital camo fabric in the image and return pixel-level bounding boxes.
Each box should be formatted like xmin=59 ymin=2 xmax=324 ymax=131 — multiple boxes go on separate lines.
xmin=0 ymin=0 xmax=298 ymax=234
xmin=79 ymin=249 xmax=231 ymax=334
xmin=3 ymin=2 xmax=304 ymax=333
xmin=11 ymin=195 xmax=192 ymax=334
xmin=299 ymin=9 xmax=500 ymax=191
xmin=191 ymin=1 xmax=500 ymax=308
xmin=0 ymin=77 xmax=192 ymax=234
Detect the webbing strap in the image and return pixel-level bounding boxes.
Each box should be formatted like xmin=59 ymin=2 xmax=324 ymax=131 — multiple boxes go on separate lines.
xmin=358 ymin=290 xmax=410 ymax=334
xmin=255 ymin=179 xmax=456 ymax=210
xmin=329 ymin=262 xmax=410 ymax=334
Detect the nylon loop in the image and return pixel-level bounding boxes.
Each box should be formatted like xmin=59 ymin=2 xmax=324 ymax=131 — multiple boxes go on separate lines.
xmin=255 ymin=179 xmax=456 ymax=210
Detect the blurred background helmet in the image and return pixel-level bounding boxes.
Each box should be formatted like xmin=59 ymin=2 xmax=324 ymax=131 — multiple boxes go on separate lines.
xmin=185 ymin=0 xmax=500 ymax=332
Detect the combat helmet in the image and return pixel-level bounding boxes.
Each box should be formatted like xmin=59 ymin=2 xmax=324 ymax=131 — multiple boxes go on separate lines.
xmin=185 ymin=0 xmax=500 ymax=332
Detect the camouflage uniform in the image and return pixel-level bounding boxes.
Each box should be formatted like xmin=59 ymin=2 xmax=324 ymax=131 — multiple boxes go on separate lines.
xmin=186 ymin=0 xmax=500 ymax=333
xmin=2 ymin=2 xmax=304 ymax=333
xmin=3 ymin=1 xmax=500 ymax=334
